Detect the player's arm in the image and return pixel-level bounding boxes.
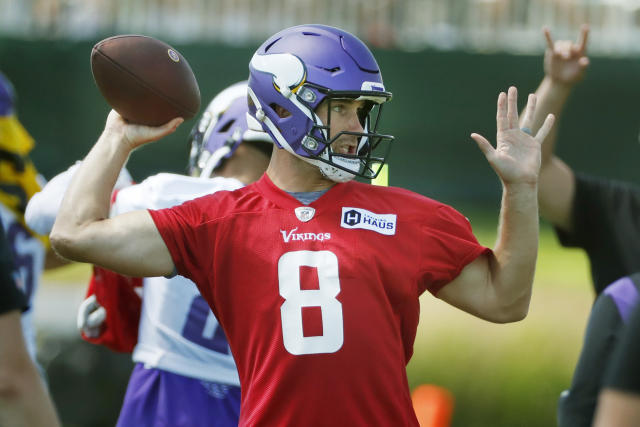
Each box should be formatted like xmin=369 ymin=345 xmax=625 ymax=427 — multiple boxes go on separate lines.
xmin=523 ymin=25 xmax=589 ymax=231
xmin=437 ymin=87 xmax=554 ymax=323
xmin=593 ymin=390 xmax=640 ymax=427
xmin=0 ymin=311 xmax=61 ymax=427
xmin=50 ymin=110 xmax=183 ymax=277
xmin=0 ymin=226 xmax=60 ymax=426
xmin=27 ymin=161 xmax=134 ymax=270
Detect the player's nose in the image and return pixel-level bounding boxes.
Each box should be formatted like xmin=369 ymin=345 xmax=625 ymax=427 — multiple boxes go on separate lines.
xmin=347 ymin=111 xmax=364 ymax=133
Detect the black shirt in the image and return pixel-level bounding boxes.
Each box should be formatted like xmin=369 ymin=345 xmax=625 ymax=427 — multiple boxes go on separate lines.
xmin=604 ymin=302 xmax=640 ymax=394
xmin=0 ymin=223 xmax=26 ymax=315
xmin=558 ymin=273 xmax=640 ymax=426
xmin=556 ymin=173 xmax=640 ymax=295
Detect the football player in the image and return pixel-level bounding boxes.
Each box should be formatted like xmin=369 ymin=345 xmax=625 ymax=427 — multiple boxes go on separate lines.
xmin=0 ymin=221 xmax=60 ymax=426
xmin=0 ymin=71 xmax=71 ymax=365
xmin=50 ymin=24 xmax=554 ymax=425
xmin=26 ymin=81 xmax=272 ymax=426
xmin=593 ymin=303 xmax=640 ymax=427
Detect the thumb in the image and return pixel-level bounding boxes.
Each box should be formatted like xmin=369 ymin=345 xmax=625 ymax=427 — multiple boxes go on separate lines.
xmin=470 ymin=133 xmax=494 ymax=157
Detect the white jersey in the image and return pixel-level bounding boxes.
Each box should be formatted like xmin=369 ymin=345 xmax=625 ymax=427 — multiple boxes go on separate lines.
xmin=111 ymin=173 xmax=243 ymax=385
xmin=0 ymin=203 xmax=45 ymax=361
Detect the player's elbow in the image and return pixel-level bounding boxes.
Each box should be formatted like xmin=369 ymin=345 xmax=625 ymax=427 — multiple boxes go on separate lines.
xmin=491 ymin=296 xmax=530 ymax=323
xmin=49 ymin=227 xmax=86 ymax=262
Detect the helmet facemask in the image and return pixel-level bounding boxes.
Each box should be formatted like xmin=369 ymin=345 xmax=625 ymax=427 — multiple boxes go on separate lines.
xmin=298 ymin=87 xmax=393 ymax=182
xmin=270 ymin=83 xmax=393 ymax=183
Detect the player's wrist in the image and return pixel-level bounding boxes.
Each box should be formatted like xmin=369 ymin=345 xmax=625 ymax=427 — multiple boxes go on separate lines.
xmin=98 ymin=127 xmax=136 ymax=159
xmin=545 ymin=74 xmax=579 ymax=90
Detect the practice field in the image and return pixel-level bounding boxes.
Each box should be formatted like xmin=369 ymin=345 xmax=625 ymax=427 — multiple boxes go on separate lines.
xmin=40 ymin=220 xmax=592 ymax=427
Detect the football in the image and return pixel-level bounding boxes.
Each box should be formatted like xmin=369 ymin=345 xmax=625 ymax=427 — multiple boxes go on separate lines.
xmin=91 ymin=35 xmax=201 ymax=126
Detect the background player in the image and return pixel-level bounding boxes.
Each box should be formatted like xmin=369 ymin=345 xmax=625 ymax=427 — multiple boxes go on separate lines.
xmin=0 ymin=221 xmax=60 ymax=426
xmin=523 ymin=25 xmax=640 ymax=426
xmin=49 ymin=24 xmax=554 ymax=425
xmin=592 ymin=303 xmax=640 ymax=427
xmin=0 ymin=71 xmax=71 ymax=367
xmin=26 ymin=81 xmax=272 ymax=426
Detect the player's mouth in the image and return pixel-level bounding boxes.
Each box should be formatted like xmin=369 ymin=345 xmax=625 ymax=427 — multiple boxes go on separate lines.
xmin=332 ymin=139 xmax=358 ymax=155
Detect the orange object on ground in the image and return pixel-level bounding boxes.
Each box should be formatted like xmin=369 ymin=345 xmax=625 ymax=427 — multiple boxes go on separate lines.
xmin=411 ymin=384 xmax=455 ymax=427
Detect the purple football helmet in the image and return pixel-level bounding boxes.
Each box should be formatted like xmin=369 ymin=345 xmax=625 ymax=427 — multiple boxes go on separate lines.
xmin=247 ymin=24 xmax=393 ymax=182
xmin=0 ymin=72 xmax=15 ymax=117
xmin=188 ymin=81 xmax=272 ymax=178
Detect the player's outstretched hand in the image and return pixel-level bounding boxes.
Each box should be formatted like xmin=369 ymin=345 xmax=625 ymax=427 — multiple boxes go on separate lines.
xmin=543 ymin=25 xmax=590 ymax=85
xmin=103 ymin=109 xmax=184 ymax=152
xmin=471 ymin=86 xmax=555 ymax=186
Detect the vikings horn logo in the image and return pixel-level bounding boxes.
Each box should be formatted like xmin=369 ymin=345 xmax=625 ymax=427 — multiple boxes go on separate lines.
xmin=250 ymin=53 xmax=306 ymax=94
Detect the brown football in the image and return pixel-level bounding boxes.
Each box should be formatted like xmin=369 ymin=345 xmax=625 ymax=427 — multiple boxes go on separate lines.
xmin=91 ymin=35 xmax=200 ymax=126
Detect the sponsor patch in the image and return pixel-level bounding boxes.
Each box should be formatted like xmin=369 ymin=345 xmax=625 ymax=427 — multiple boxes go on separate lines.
xmin=340 ymin=207 xmax=396 ymax=235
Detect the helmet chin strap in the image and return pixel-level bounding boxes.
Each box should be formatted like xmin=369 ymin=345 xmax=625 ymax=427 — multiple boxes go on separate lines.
xmin=305 ymin=148 xmax=359 ymax=183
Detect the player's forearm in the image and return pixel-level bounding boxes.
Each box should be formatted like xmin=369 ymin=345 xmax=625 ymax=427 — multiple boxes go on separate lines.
xmin=489 ymin=182 xmax=539 ymax=321
xmin=527 ymin=76 xmax=572 ymax=164
xmin=51 ymin=131 xmax=130 ymax=259
xmin=0 ymin=313 xmax=61 ymax=427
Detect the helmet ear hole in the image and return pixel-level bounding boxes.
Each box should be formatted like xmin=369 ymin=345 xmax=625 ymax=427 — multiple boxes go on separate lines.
xmin=271 ymin=104 xmax=292 ymax=118
xmin=217 ymin=119 xmax=235 ymax=133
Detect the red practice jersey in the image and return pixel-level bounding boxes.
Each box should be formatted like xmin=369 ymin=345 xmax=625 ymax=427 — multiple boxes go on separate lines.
xmin=149 ymin=174 xmax=489 ymax=426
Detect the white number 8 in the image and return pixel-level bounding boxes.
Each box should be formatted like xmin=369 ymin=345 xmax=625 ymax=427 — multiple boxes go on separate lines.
xmin=278 ymin=250 xmax=344 ymax=355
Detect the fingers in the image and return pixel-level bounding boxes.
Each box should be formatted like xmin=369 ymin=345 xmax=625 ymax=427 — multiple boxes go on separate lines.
xmin=578 ymin=56 xmax=590 ymax=68
xmin=534 ymin=114 xmax=556 ymax=142
xmin=577 ymin=24 xmax=589 ymax=53
xmin=507 ymin=86 xmax=519 ymax=129
xmin=497 ymin=87 xmax=521 ymax=131
xmin=496 ymin=91 xmax=507 ymax=132
xmin=545 ymin=24 xmax=590 ymax=58
xmin=543 ymin=27 xmax=554 ymax=50
xmin=470 ymin=133 xmax=494 ymax=157
xmin=520 ymin=93 xmax=536 ymax=132
xmin=77 ymin=295 xmax=98 ymax=330
xmin=86 ymin=306 xmax=106 ymax=328
xmin=156 ymin=117 xmax=184 ymax=137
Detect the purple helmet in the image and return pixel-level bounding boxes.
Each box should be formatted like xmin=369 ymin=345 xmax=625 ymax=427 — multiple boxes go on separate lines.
xmin=247 ymin=24 xmax=393 ymax=182
xmin=0 ymin=72 xmax=15 ymax=117
xmin=188 ymin=81 xmax=272 ymax=178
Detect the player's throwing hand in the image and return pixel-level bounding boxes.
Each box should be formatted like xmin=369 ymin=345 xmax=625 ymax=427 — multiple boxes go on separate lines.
xmin=471 ymin=86 xmax=555 ymax=186
xmin=103 ymin=109 xmax=183 ymax=152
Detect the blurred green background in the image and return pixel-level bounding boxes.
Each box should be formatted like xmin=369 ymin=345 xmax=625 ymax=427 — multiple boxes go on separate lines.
xmin=2 ymin=37 xmax=637 ymax=426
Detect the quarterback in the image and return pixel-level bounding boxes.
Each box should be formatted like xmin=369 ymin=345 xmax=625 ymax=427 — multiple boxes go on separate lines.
xmin=51 ymin=25 xmax=554 ymax=425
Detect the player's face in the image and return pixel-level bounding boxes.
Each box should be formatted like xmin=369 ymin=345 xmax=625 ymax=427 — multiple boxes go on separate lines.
xmin=315 ymin=99 xmax=366 ymax=155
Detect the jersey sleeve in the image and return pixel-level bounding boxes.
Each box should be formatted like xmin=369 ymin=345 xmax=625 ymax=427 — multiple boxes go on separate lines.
xmin=556 ymin=174 xmax=640 ymax=248
xmin=603 ymin=303 xmax=640 ymax=394
xmin=418 ymin=205 xmax=491 ymax=296
xmin=148 ymin=197 xmax=215 ymax=292
xmin=24 ymin=162 xmax=80 ymax=235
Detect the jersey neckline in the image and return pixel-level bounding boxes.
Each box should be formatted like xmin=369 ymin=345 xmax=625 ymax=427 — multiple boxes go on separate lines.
xmin=253 ymin=173 xmax=353 ymax=211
